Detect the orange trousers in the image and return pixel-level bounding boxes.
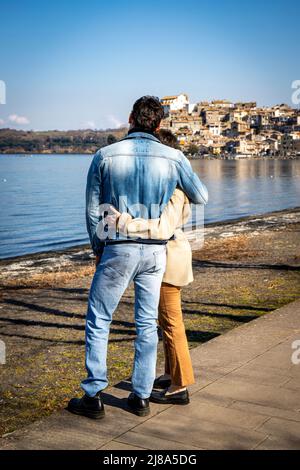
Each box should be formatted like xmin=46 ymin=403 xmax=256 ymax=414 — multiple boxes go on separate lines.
xmin=158 ymin=283 xmax=195 ymax=387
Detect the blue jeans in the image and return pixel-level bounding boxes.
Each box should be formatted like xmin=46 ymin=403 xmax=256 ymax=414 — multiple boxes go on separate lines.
xmin=81 ymin=243 xmax=166 ymax=399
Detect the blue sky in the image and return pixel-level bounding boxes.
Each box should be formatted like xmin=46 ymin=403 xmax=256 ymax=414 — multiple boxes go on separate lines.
xmin=0 ymin=0 xmax=299 ymax=130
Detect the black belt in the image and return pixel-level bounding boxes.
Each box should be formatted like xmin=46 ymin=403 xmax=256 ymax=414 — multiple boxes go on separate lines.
xmin=103 ymin=239 xmax=168 ymax=246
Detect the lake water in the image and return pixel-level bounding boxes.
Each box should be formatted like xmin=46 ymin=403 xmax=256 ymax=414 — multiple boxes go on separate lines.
xmin=0 ymin=155 xmax=299 ymax=259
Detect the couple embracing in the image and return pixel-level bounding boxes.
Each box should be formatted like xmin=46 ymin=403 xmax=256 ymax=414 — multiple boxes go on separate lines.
xmin=68 ymin=96 xmax=208 ymax=419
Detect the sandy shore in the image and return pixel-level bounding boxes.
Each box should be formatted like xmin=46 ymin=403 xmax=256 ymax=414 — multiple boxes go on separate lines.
xmin=0 ymin=207 xmax=299 ymax=436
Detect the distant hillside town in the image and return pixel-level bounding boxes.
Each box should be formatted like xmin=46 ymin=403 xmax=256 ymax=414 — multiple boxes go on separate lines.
xmin=161 ymin=94 xmax=300 ymax=158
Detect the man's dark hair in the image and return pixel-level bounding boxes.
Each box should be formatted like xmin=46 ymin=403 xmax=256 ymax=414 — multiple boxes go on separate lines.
xmin=131 ymin=96 xmax=164 ymax=132
xmin=157 ymin=128 xmax=180 ymax=149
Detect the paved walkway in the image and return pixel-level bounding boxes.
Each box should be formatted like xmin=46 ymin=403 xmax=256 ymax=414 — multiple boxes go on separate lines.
xmin=1 ymin=299 xmax=300 ymax=450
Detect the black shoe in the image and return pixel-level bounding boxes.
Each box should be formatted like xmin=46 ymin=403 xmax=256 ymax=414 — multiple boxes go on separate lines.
xmin=150 ymin=389 xmax=190 ymax=405
xmin=67 ymin=392 xmax=105 ymax=419
xmin=153 ymin=375 xmax=172 ymax=390
xmin=127 ymin=392 xmax=150 ymax=417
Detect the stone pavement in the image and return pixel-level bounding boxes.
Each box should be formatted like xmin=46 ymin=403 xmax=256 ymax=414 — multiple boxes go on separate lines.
xmin=1 ymin=299 xmax=300 ymax=450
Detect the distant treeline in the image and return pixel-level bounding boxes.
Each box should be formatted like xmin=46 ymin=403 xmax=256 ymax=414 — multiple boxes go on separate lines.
xmin=0 ymin=128 xmax=128 ymax=154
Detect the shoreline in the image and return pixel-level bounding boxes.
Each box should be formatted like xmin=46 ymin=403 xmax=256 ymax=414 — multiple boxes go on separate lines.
xmin=1 ymin=206 xmax=299 ymax=281
xmin=1 ymin=206 xmax=299 ymax=264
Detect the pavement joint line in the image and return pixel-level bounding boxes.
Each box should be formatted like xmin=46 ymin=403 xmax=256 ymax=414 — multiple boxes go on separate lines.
xmin=126 ymin=419 xmax=268 ymax=451
xmin=93 ymin=404 xmax=175 ymax=450
xmin=225 ymin=399 xmax=237 ymax=409
xmin=253 ymin=416 xmax=272 ymax=432
xmin=154 ymin=402 xmax=271 ymax=434
xmin=252 ymin=434 xmax=271 ymax=450
xmin=230 ymin=398 xmax=300 ymax=417
xmin=97 ymin=439 xmax=147 ymax=451
xmin=213 ymin=330 xmax=295 ymax=374
xmin=279 ymin=377 xmax=298 ymax=389
xmin=189 ymin=332 xmax=287 ymax=398
xmin=228 ymin=401 xmax=300 ymax=424
xmin=128 ymin=429 xmax=205 ymax=450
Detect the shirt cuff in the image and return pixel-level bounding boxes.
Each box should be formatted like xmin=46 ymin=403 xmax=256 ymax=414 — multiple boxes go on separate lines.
xmin=117 ymin=213 xmax=132 ymax=234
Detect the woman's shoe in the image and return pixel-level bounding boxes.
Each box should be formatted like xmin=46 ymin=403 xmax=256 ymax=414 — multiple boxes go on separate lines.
xmin=150 ymin=388 xmax=190 ymax=405
xmin=153 ymin=375 xmax=172 ymax=390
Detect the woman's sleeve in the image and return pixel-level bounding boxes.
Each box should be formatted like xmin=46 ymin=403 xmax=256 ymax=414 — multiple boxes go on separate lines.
xmin=118 ymin=190 xmax=191 ymax=240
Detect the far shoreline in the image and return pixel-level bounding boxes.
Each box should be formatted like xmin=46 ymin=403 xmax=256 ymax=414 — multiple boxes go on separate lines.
xmin=0 ymin=152 xmax=299 ymax=160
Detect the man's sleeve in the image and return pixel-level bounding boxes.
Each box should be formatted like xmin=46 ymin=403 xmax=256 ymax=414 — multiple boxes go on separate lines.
xmin=176 ymin=151 xmax=208 ymax=205
xmin=86 ymin=152 xmax=102 ymax=253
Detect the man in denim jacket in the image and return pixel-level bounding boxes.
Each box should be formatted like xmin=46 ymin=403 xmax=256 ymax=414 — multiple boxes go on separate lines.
xmin=68 ymin=96 xmax=208 ymax=419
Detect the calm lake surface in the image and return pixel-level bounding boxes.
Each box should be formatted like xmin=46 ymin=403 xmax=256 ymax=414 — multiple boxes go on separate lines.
xmin=0 ymin=155 xmax=299 ymax=259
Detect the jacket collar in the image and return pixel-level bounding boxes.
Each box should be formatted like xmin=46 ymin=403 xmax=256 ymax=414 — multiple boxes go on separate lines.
xmin=123 ymin=130 xmax=161 ymax=143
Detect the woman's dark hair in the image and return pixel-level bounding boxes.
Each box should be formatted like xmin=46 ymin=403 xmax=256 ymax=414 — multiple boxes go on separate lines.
xmin=157 ymin=128 xmax=180 ymax=149
xmin=131 ymin=96 xmax=164 ymax=132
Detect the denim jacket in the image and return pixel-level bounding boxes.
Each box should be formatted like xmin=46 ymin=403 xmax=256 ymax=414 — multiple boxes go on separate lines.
xmin=86 ymin=132 xmax=208 ymax=253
